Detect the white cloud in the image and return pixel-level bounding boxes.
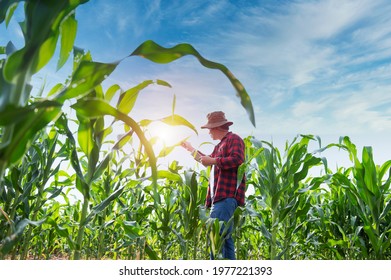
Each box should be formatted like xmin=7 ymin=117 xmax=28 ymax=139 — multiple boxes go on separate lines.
xmin=291 ymin=99 xmax=329 ymax=118
xmin=213 ymin=0 xmax=389 ymax=88
xmin=288 ymin=85 xmax=391 ymax=135
xmin=332 ymin=86 xmax=391 ymax=131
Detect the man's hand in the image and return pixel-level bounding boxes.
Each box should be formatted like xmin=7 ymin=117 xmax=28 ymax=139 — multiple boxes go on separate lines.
xmin=181 ymin=141 xmax=194 ymax=152
xmin=200 ymin=156 xmax=216 ymax=166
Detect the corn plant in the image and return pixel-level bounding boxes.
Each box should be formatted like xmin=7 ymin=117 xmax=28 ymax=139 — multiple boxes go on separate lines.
xmin=177 ymin=169 xmax=208 ymax=259
xmin=244 ymin=135 xmax=324 ymax=259
xmin=0 ymin=126 xmax=67 ymax=258
xmin=327 ymin=137 xmax=391 ymax=259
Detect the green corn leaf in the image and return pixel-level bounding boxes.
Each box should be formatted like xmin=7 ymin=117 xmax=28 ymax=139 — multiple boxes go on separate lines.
xmin=55 ymin=114 xmax=87 ymax=187
xmin=378 ymin=160 xmax=391 ymax=184
xmin=75 ymin=174 xmax=89 ymax=199
xmin=121 ymin=221 xmax=142 ymax=239
xmin=46 ymin=218 xmax=75 ymax=250
xmin=145 ymin=243 xmax=160 ymax=260
xmin=279 ymin=197 xmax=298 ymax=222
xmin=46 ymin=218 xmax=70 ymax=238
xmin=189 ymin=171 xmax=199 ymax=206
xmin=83 ymin=186 xmax=124 ymax=225
xmin=36 ymin=34 xmax=59 ymax=74
xmin=117 ymin=80 xmax=154 ymax=114
xmin=157 ymin=144 xmax=176 ymax=158
xmin=363 ymin=225 xmax=380 ymax=253
xmin=259 ymin=224 xmax=273 ymax=241
xmin=237 ymin=163 xmax=246 ymax=190
xmin=130 ymin=40 xmax=255 ymax=127
xmin=362 ymin=146 xmax=378 ymax=195
xmin=94 ymin=113 xmax=105 ymax=135
xmin=380 ymin=199 xmax=391 ymax=220
xmin=71 ymin=97 xmax=120 ymax=118
xmin=3 ymin=47 xmax=27 ymax=83
xmin=232 ymin=206 xmax=245 ymax=230
xmin=98 ymin=126 xmax=113 ymax=145
xmin=105 ymin=84 xmax=121 ymax=102
xmin=157 ymin=170 xmax=183 ymax=183
xmin=293 ymin=155 xmax=321 ymax=186
xmin=113 ymin=130 xmax=134 ymax=150
xmin=0 ymin=1 xmax=16 ymax=24
xmin=91 ymin=152 xmax=112 ymax=182
xmin=77 ymin=117 xmax=94 ymax=158
xmin=57 ymin=13 xmax=77 ymax=70
xmin=0 ymin=100 xmax=61 ymax=126
xmin=157 ymin=79 xmax=172 ymax=87
xmin=45 ymin=185 xmax=64 ymax=201
xmin=249 ymin=136 xmax=263 ymax=149
xmin=159 ymin=114 xmax=198 ymax=135
xmin=157 ymin=137 xmax=190 ymax=158
xmin=47 ymin=83 xmax=65 ymax=97
xmin=56 ymin=61 xmax=117 ymax=102
xmin=1 ymin=1 xmax=18 ymax=27
xmin=295 ymin=196 xmax=312 ymax=218
xmin=139 ymin=119 xmax=153 ymax=127
xmin=0 ymin=218 xmax=46 ymax=255
xmin=0 ymin=105 xmax=62 ymax=165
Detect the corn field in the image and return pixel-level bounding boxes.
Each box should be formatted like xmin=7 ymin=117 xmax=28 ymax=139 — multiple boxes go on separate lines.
xmin=1 ymin=1 xmax=391 ymax=260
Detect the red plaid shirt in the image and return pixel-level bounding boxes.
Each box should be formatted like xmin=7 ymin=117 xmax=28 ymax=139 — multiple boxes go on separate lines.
xmin=198 ymin=132 xmax=246 ymax=207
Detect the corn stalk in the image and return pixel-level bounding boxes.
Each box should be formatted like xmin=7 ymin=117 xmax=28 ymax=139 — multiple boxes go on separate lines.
xmin=329 ymin=137 xmax=391 ymax=259
xmin=246 ymin=135 xmax=323 ymax=259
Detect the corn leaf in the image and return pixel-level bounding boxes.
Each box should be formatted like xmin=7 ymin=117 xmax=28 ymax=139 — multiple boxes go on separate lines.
xmin=57 ymin=14 xmax=77 ymax=70
xmin=77 ymin=118 xmax=94 ymax=159
xmin=105 ymin=84 xmax=121 ymax=102
xmin=159 ymin=114 xmax=198 ymax=135
xmin=130 ymin=40 xmax=255 ymax=127
xmin=0 ymin=218 xmax=45 ymax=255
xmin=83 ymin=186 xmax=124 ymax=225
xmin=56 ymin=61 xmax=117 ymax=102
xmin=0 ymin=0 xmax=19 ymax=25
xmin=117 ymin=80 xmax=154 ymax=114
xmin=0 ymin=106 xmax=62 ymax=165
xmin=157 ymin=170 xmax=183 ymax=183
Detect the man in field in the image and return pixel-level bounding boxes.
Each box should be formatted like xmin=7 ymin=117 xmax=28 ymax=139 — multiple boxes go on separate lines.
xmin=181 ymin=111 xmax=246 ymax=260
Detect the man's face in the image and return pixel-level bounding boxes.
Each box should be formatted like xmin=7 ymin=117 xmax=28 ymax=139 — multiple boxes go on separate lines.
xmin=208 ymin=128 xmax=218 ymax=140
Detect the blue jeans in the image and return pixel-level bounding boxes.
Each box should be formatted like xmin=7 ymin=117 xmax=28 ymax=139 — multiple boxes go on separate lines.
xmin=210 ymin=198 xmax=238 ymax=260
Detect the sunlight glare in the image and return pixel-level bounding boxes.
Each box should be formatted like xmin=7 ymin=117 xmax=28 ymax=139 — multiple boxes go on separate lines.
xmin=148 ymin=122 xmax=180 ymax=146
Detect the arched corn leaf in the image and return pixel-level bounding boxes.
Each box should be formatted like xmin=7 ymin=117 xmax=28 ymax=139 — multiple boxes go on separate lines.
xmin=70 ymin=97 xmax=159 ymax=203
xmin=130 ymin=40 xmax=256 ymax=127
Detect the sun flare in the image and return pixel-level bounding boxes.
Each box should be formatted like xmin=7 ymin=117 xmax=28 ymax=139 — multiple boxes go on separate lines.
xmin=148 ymin=122 xmax=180 ymax=146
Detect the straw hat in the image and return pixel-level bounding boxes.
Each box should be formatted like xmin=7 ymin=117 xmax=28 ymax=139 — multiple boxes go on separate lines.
xmin=201 ymin=111 xmax=233 ymax=129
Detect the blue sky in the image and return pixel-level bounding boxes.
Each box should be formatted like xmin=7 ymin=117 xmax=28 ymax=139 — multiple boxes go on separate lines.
xmin=2 ymin=0 xmax=391 ymax=168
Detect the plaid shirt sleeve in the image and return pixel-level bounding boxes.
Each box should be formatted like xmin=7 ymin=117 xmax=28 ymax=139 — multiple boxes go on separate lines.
xmin=205 ymin=132 xmax=246 ymax=207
